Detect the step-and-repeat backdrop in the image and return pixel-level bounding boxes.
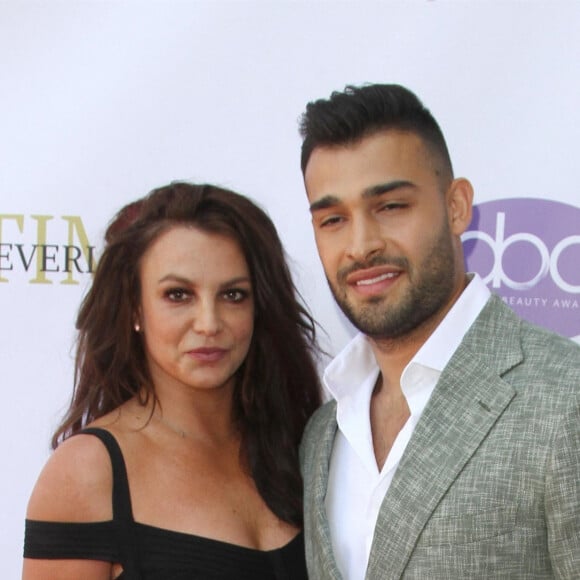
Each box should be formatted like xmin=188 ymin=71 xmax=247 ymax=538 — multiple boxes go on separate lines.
xmin=2 ymin=2 xmax=579 ymax=574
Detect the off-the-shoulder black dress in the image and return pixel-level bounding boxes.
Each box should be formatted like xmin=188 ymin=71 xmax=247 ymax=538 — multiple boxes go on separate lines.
xmin=24 ymin=428 xmax=308 ymax=580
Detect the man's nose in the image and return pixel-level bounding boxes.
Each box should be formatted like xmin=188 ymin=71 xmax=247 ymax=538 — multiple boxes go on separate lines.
xmin=346 ymin=216 xmax=385 ymax=262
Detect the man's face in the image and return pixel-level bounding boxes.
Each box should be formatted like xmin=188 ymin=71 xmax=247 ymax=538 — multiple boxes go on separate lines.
xmin=304 ymin=130 xmax=469 ymax=340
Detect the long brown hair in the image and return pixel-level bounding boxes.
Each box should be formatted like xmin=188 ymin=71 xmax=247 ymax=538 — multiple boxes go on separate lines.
xmin=53 ymin=182 xmax=322 ymax=526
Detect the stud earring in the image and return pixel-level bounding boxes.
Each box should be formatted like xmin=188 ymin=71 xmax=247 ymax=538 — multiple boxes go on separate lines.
xmin=134 ymin=323 xmax=141 ymax=332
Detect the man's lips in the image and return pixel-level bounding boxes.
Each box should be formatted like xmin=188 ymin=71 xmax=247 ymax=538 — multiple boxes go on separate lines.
xmin=345 ymin=266 xmax=401 ymax=287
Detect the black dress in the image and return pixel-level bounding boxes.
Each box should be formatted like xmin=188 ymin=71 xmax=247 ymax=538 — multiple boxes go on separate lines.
xmin=24 ymin=428 xmax=308 ymax=580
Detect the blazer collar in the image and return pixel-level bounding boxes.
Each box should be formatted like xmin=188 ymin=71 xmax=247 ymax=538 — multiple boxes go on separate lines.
xmin=366 ymin=296 xmax=523 ymax=579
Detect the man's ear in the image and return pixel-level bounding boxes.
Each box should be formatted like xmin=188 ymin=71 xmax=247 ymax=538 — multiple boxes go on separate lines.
xmin=446 ymin=178 xmax=474 ymax=236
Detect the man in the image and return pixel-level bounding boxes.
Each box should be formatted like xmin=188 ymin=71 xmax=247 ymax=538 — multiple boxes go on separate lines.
xmin=298 ymin=84 xmax=580 ymax=579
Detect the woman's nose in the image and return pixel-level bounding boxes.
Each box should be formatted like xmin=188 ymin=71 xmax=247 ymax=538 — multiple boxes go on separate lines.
xmin=192 ymin=301 xmax=222 ymax=336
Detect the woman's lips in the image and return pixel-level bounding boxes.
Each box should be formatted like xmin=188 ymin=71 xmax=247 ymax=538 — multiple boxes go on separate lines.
xmin=187 ymin=347 xmax=227 ymax=362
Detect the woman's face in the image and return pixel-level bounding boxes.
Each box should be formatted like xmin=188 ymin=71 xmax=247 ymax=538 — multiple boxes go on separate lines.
xmin=137 ymin=225 xmax=254 ymax=397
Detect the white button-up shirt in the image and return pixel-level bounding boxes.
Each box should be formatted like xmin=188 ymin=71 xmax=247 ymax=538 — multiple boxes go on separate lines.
xmin=324 ymin=274 xmax=491 ymax=580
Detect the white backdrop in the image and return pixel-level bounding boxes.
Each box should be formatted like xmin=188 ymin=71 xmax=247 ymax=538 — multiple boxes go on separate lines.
xmin=2 ymin=1 xmax=579 ymax=576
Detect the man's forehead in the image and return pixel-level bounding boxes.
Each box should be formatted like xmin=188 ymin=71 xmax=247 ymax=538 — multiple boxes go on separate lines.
xmin=304 ymin=131 xmax=445 ymax=201
xmin=306 ymin=130 xmax=426 ymax=169
xmin=306 ymin=132 xmax=424 ymax=185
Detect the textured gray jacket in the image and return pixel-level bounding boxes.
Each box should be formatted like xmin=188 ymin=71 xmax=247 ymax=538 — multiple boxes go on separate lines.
xmin=301 ymin=296 xmax=580 ymax=579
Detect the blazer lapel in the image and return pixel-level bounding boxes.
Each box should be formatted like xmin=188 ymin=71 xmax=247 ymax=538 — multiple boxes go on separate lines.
xmin=366 ymin=297 xmax=522 ymax=579
xmin=303 ymin=402 xmax=344 ymax=579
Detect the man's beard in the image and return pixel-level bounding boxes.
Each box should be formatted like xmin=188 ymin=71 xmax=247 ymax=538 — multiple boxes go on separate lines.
xmin=328 ymin=223 xmax=457 ymax=340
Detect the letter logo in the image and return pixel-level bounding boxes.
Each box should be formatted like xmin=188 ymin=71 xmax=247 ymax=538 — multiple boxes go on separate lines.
xmin=463 ymin=199 xmax=580 ymax=341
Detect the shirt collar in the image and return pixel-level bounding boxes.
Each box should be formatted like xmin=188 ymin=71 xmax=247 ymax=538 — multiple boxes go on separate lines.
xmin=324 ymin=273 xmax=491 ymax=402
xmin=411 ymin=273 xmax=491 ymax=373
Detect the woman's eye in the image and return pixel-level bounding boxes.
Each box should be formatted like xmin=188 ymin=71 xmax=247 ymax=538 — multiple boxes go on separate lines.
xmin=165 ymin=288 xmax=189 ymax=302
xmin=223 ymin=289 xmax=249 ymax=303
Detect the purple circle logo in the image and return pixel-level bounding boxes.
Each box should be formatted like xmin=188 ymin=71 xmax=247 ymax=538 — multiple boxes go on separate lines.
xmin=462 ymin=198 xmax=580 ymax=340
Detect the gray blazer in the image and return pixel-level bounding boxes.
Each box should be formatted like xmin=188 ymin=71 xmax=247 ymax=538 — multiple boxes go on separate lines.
xmin=301 ymin=296 xmax=580 ymax=579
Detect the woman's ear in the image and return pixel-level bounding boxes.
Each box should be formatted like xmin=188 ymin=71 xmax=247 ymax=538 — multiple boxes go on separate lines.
xmin=447 ymin=178 xmax=474 ymax=236
xmin=133 ymin=309 xmax=142 ymax=333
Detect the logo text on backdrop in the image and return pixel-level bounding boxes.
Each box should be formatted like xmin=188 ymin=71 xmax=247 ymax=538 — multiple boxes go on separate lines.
xmin=0 ymin=214 xmax=95 ymax=284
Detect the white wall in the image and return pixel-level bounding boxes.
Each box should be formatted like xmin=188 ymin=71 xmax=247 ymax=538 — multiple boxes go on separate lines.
xmin=2 ymin=1 xmax=579 ymax=576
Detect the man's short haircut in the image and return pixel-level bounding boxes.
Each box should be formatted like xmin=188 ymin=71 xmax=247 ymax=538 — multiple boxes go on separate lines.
xmin=299 ymin=83 xmax=453 ymax=183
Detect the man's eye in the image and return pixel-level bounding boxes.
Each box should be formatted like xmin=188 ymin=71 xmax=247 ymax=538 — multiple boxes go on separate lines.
xmin=320 ymin=216 xmax=343 ymax=228
xmin=379 ymin=203 xmax=406 ymax=212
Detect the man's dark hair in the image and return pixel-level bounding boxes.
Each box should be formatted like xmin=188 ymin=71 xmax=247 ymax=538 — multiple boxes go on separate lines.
xmin=299 ymin=83 xmax=453 ymax=183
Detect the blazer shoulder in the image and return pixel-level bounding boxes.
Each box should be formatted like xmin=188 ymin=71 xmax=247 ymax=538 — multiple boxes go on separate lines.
xmin=304 ymin=399 xmax=336 ymax=436
xmin=520 ymin=317 xmax=580 ymax=356
xmin=518 ymin=317 xmax=580 ymax=380
xmin=468 ymin=296 xmax=580 ymax=380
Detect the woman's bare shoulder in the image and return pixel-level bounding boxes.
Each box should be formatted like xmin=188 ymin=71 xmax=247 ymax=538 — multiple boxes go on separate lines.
xmin=26 ymin=432 xmax=114 ymax=523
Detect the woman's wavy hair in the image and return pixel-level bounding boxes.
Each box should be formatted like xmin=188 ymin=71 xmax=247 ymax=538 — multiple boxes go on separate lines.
xmin=53 ymin=182 xmax=322 ymax=526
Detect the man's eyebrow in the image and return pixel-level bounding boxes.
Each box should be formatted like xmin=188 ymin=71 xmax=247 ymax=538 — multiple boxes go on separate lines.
xmin=309 ymin=180 xmax=415 ymax=213
xmin=362 ymin=180 xmax=415 ymax=199
xmin=309 ymin=195 xmax=341 ymax=213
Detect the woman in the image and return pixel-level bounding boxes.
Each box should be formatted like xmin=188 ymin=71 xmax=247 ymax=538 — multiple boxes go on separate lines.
xmin=23 ymin=182 xmax=322 ymax=579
